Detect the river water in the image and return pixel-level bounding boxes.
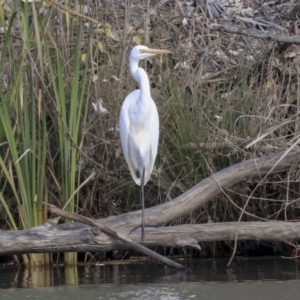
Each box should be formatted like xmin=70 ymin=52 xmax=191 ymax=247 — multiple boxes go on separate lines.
xmin=1 ymin=257 xmax=300 ymax=299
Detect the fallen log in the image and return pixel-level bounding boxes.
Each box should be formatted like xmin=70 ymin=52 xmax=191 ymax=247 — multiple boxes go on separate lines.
xmin=1 ymin=221 xmax=300 ymax=255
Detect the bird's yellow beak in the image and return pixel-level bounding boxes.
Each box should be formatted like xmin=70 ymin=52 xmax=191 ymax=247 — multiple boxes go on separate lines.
xmin=140 ymin=48 xmax=171 ymax=55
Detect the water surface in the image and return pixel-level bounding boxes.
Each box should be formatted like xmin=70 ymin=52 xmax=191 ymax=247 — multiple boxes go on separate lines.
xmin=1 ymin=257 xmax=299 ymax=299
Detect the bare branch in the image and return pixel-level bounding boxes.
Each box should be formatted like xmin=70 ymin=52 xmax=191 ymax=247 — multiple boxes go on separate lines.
xmin=99 ymin=148 xmax=300 ymax=230
xmin=209 ymin=24 xmax=300 ymax=44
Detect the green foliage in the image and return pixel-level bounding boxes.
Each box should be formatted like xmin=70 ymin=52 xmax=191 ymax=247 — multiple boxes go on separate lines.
xmin=0 ymin=3 xmax=91 ymax=233
xmin=159 ymin=77 xmax=208 ymax=189
xmin=0 ymin=5 xmax=47 ymax=230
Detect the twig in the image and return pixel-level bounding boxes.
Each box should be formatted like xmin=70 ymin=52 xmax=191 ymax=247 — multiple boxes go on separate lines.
xmin=210 ymin=24 xmax=300 ymax=44
xmin=227 ymin=141 xmax=300 ymax=266
xmin=246 ymin=112 xmax=300 ymax=149
xmin=46 ymin=203 xmax=188 ymax=271
xmin=46 ymin=0 xmax=101 ymax=25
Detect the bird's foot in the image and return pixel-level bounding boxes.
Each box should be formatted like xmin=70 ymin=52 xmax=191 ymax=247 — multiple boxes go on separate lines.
xmin=129 ymin=224 xmax=158 ymax=240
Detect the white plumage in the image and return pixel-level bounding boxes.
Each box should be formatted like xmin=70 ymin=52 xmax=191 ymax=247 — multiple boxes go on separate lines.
xmin=119 ymin=45 xmax=170 ymax=239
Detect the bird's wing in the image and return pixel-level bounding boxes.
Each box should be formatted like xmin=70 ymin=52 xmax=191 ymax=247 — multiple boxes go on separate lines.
xmin=119 ymin=90 xmax=139 ymax=162
xmin=145 ymin=99 xmax=159 ymax=183
xmin=150 ymin=100 xmax=159 ymax=161
xmin=119 ymin=103 xmax=130 ymax=162
xmin=120 ymin=90 xmax=144 ymax=185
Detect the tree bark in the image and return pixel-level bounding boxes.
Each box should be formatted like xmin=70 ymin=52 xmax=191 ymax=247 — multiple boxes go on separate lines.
xmin=1 ymin=221 xmax=300 ymax=255
xmin=0 ymin=148 xmax=299 ymax=256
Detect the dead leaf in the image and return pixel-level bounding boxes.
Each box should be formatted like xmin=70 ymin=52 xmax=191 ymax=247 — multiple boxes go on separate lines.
xmin=115 ymin=148 xmax=121 ymax=159
xmin=132 ymin=35 xmax=141 ymax=45
xmin=92 ymin=75 xmax=98 ymax=82
xmin=95 ymin=28 xmax=104 ymax=34
xmin=214 ymin=115 xmax=223 ymax=122
xmin=266 ymin=81 xmax=273 ymax=88
xmin=98 ymin=41 xmax=103 ymax=52
xmin=81 ymin=53 xmax=87 ymax=63
xmin=112 ymin=75 xmax=120 ymax=81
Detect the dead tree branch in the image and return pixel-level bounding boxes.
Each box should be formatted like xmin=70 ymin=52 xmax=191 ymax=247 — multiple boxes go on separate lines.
xmin=209 ymin=24 xmax=300 ymax=44
xmin=97 ymin=147 xmax=300 ymax=230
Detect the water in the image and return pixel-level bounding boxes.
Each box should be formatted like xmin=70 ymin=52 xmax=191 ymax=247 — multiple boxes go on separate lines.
xmin=1 ymin=257 xmax=300 ymax=299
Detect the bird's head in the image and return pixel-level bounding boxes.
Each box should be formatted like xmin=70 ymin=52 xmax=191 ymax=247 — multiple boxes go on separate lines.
xmin=130 ymin=45 xmax=171 ymax=61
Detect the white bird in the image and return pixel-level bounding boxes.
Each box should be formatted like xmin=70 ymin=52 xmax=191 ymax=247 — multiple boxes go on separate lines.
xmin=119 ymin=45 xmax=170 ymax=240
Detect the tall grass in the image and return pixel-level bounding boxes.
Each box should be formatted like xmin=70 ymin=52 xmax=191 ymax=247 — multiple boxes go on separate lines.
xmin=0 ymin=2 xmax=93 ymax=265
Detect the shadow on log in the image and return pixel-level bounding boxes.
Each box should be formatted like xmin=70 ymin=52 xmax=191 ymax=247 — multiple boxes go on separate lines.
xmin=0 ymin=148 xmax=299 ymax=257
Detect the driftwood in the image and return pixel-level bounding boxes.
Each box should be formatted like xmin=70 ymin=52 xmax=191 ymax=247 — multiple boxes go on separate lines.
xmin=209 ymin=24 xmax=300 ymax=44
xmin=0 ymin=148 xmax=299 ymax=257
xmin=1 ymin=221 xmax=300 ymax=255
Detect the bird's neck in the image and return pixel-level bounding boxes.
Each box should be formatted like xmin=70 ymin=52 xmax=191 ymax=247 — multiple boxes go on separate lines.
xmin=130 ymin=61 xmax=151 ymax=101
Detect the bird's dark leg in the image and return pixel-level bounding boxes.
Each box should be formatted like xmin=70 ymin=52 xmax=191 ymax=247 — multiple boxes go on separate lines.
xmin=129 ymin=168 xmax=147 ymax=240
xmin=141 ymin=167 xmax=145 ymax=240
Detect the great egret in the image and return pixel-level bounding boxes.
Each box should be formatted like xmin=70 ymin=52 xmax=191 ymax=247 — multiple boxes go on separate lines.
xmin=119 ymin=45 xmax=170 ymax=240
